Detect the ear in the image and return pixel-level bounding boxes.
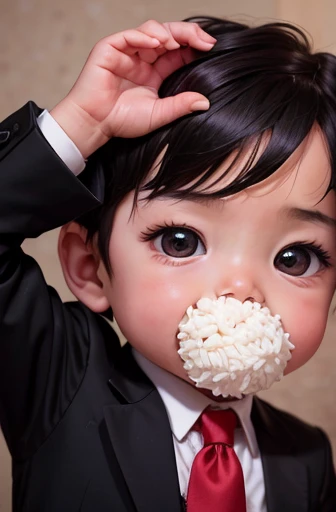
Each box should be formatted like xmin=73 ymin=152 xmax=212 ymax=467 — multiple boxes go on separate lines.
xmin=58 ymin=222 xmax=110 ymax=313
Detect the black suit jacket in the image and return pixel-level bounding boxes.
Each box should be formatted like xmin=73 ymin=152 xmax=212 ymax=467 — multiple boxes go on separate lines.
xmin=0 ymin=102 xmax=335 ymax=512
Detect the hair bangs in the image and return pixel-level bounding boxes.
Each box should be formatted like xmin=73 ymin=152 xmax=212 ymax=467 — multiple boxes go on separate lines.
xmin=140 ymin=70 xmax=320 ymax=201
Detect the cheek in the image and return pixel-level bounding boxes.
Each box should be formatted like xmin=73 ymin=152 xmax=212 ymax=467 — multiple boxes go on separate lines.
xmin=111 ymin=266 xmax=192 ymax=329
xmin=283 ymin=292 xmax=332 ymax=374
xmin=109 ymin=277 xmax=190 ymax=377
xmin=107 ymin=234 xmax=203 ymax=328
xmin=105 ymin=249 xmax=202 ymax=376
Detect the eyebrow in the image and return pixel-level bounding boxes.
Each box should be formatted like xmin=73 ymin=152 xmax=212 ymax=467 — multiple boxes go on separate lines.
xmin=156 ymin=192 xmax=225 ymax=208
xmin=284 ymin=207 xmax=336 ymax=228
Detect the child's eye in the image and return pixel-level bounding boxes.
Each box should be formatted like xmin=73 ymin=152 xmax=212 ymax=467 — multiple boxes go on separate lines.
xmin=153 ymin=228 xmax=206 ymax=258
xmin=274 ymin=243 xmax=331 ymax=277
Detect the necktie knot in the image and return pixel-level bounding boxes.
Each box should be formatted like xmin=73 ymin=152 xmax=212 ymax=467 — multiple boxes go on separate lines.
xmin=198 ymin=408 xmax=237 ymax=447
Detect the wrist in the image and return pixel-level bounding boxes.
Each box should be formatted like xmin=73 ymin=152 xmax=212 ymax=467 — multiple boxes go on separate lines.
xmin=50 ymin=99 xmax=110 ymax=158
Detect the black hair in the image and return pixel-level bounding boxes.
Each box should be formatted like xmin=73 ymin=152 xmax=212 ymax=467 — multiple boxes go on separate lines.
xmin=78 ymin=16 xmax=336 ymax=272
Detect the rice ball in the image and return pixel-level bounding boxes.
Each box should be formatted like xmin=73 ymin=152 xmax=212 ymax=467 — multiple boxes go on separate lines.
xmin=177 ymin=297 xmax=294 ymax=399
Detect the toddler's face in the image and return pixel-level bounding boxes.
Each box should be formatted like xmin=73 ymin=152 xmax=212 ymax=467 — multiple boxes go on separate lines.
xmin=98 ymin=127 xmax=336 ymax=386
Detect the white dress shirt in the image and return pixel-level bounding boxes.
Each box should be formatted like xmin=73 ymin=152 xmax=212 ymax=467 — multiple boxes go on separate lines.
xmin=133 ymin=350 xmax=267 ymax=512
xmin=37 ymin=110 xmax=86 ymax=175
xmin=37 ymin=109 xmax=267 ymax=512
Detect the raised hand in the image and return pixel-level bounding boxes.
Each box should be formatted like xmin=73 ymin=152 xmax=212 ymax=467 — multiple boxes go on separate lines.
xmin=51 ymin=20 xmax=216 ymax=157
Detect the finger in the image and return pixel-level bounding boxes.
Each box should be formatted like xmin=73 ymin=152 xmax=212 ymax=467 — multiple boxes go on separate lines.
xmin=94 ymin=45 xmax=156 ymax=87
xmin=164 ymin=21 xmax=216 ymax=51
xmin=152 ymin=47 xmax=196 ymax=84
xmin=137 ymin=47 xmax=167 ymax=64
xmin=150 ymin=92 xmax=210 ymax=130
xmin=137 ymin=19 xmax=181 ymax=50
xmin=100 ymin=29 xmax=161 ymax=56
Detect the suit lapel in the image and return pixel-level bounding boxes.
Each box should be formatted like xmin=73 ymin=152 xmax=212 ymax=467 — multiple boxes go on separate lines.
xmin=103 ymin=345 xmax=310 ymax=512
xmin=252 ymin=398 xmax=309 ymax=512
xmin=103 ymin=344 xmax=182 ymax=512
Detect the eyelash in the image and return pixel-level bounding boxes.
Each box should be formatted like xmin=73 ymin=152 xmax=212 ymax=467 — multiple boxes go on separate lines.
xmin=282 ymin=241 xmax=332 ymax=269
xmin=140 ymin=222 xmax=205 ymax=246
xmin=140 ymin=224 xmax=332 ymax=270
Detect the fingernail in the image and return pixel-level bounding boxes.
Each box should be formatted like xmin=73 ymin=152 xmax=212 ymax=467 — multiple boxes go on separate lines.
xmin=202 ymin=41 xmax=216 ymax=49
xmin=202 ymin=33 xmax=217 ymax=43
xmin=191 ymin=99 xmax=210 ymax=111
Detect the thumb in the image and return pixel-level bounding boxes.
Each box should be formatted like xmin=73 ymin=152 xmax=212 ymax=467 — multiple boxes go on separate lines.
xmin=151 ymin=92 xmax=210 ymax=129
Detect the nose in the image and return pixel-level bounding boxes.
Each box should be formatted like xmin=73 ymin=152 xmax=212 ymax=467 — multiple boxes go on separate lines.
xmin=215 ymin=271 xmax=265 ymax=305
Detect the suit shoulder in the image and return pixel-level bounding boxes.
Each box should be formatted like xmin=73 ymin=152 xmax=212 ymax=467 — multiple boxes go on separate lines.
xmin=253 ymin=397 xmax=336 ymax=508
xmin=65 ymin=300 xmax=122 ymax=360
xmin=253 ymin=396 xmax=329 ymax=449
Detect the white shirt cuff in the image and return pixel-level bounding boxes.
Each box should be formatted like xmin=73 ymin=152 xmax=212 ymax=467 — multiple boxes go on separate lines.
xmin=37 ymin=110 xmax=86 ymax=176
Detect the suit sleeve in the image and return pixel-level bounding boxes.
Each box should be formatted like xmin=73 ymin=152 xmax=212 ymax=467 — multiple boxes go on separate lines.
xmin=0 ymin=102 xmax=101 ymax=460
xmin=317 ymin=428 xmax=336 ymax=511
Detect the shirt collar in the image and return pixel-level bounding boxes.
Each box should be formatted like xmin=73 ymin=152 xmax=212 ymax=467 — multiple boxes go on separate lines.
xmin=133 ymin=349 xmax=260 ymax=458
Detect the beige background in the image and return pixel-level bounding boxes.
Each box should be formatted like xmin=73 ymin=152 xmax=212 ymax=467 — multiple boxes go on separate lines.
xmin=1 ymin=0 xmax=336 ymax=510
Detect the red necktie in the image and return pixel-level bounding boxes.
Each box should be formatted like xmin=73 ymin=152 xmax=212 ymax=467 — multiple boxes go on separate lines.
xmin=186 ymin=408 xmax=247 ymax=512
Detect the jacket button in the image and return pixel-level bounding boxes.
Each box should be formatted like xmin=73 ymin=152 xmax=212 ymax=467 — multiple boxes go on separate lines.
xmin=0 ymin=131 xmax=10 ymax=145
